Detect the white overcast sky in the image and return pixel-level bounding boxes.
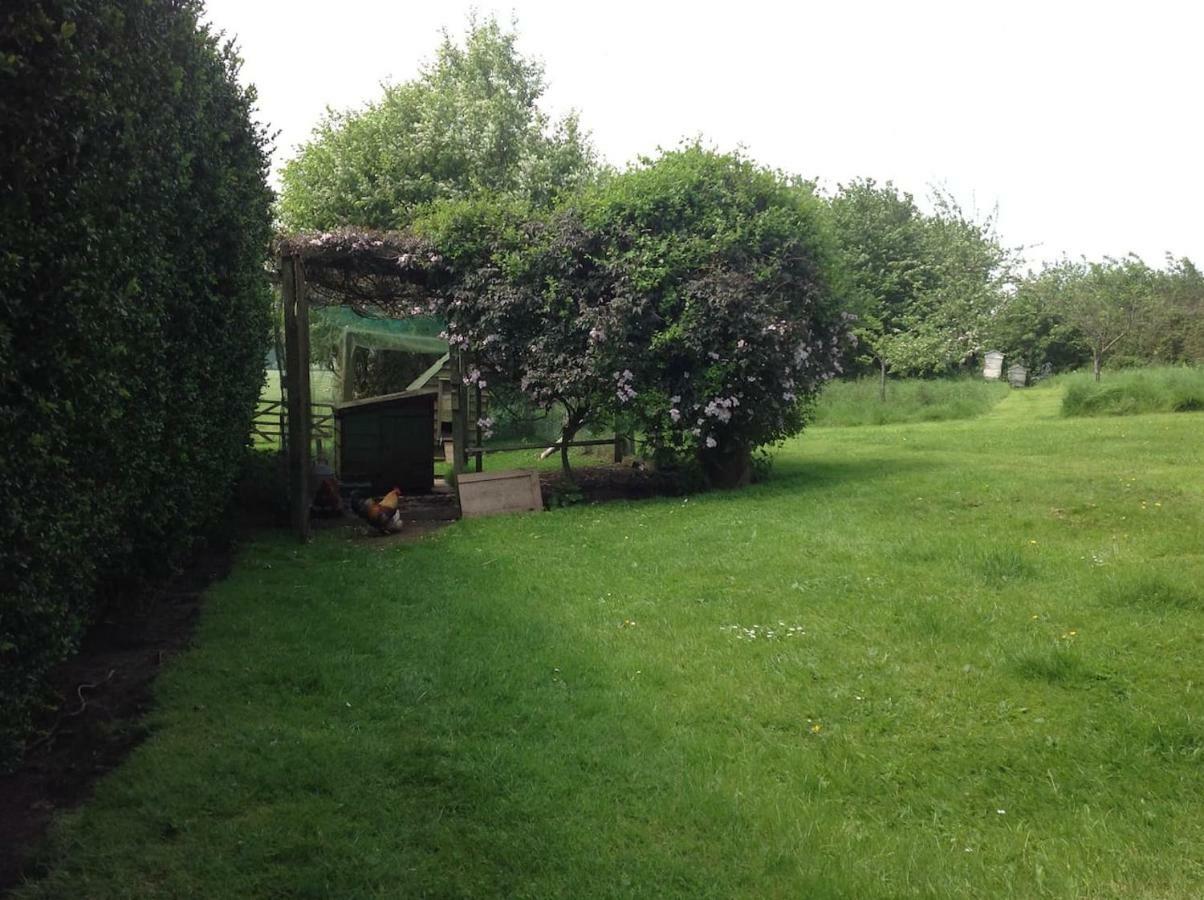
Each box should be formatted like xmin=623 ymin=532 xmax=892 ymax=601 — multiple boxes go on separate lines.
xmin=203 ymin=0 xmax=1202 ymax=271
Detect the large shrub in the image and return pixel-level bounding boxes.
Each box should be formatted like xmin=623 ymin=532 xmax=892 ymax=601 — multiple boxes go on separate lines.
xmin=0 ymin=1 xmax=273 ymax=768
xmin=427 ymin=147 xmax=851 ymax=484
xmin=578 ymin=149 xmax=852 ymax=483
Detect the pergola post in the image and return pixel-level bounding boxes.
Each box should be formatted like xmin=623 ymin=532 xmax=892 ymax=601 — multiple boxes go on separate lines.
xmin=450 ymin=349 xmax=468 ymax=480
xmin=473 ymin=382 xmax=483 ymax=473
xmin=282 ymin=254 xmax=312 ymax=541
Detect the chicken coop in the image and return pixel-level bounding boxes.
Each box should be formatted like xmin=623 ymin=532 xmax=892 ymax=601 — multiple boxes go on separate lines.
xmin=275 ymin=229 xmax=478 ymax=540
xmin=335 ymin=389 xmax=437 ymax=495
xmin=328 ymin=309 xmax=482 ymax=458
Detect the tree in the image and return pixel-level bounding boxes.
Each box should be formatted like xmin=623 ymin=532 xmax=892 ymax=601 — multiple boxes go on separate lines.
xmin=919 ymin=189 xmax=1016 ymax=370
xmin=987 ymin=265 xmax=1090 ymax=373
xmin=1136 ymin=255 xmax=1204 ymax=365
xmin=1054 ymin=256 xmax=1155 ymax=381
xmin=423 ymin=202 xmax=630 ymax=477
xmin=828 ymin=181 xmax=1014 ymax=397
xmin=827 ymin=179 xmax=932 ymax=400
xmin=582 ymin=148 xmax=851 ymax=486
xmin=279 ymin=15 xmax=595 ymax=232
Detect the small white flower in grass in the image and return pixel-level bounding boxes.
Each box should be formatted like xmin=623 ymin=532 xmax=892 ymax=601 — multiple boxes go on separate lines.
xmin=996 ymin=809 xmax=1006 ymax=815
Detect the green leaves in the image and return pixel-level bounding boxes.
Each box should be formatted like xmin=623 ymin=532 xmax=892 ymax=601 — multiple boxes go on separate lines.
xmin=279 ymin=16 xmax=596 ymax=233
xmin=0 ymin=0 xmax=273 ymax=769
xmin=828 ymin=179 xmax=1014 ymax=377
xmin=431 ymin=147 xmax=848 ymax=480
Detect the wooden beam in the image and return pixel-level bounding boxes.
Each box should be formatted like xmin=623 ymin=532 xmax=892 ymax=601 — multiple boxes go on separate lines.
xmin=282 ymin=254 xmax=312 ymax=541
xmin=450 ymin=350 xmax=467 ymax=479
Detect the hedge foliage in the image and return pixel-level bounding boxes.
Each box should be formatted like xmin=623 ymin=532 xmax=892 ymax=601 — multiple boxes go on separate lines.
xmin=0 ymin=1 xmax=274 ymax=769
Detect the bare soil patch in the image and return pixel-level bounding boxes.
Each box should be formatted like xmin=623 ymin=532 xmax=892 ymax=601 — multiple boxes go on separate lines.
xmin=538 ymin=463 xmax=687 ymax=505
xmin=0 ymin=542 xmax=233 ymax=894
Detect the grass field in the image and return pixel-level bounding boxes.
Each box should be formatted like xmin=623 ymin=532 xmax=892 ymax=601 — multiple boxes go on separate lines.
xmin=260 ymin=369 xmax=339 ymax=404
xmin=1059 ymin=366 xmax=1204 ymax=418
xmin=22 ymin=388 xmax=1204 ymax=898
xmin=811 ymin=376 xmax=1009 ymax=427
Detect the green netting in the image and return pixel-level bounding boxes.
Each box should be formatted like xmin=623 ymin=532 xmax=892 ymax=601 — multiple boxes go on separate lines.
xmin=314 ymin=308 xmax=448 ymax=355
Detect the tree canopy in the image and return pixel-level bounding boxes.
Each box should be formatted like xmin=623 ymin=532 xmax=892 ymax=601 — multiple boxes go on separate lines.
xmin=827 ymin=179 xmax=1014 ymax=394
xmin=987 ymin=254 xmax=1202 ymax=379
xmin=279 ymin=16 xmax=596 ymax=232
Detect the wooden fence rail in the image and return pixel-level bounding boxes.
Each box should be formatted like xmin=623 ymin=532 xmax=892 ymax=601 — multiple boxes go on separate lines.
xmin=464 ymin=435 xmax=631 ymax=465
xmin=251 ymin=400 xmax=335 ymax=448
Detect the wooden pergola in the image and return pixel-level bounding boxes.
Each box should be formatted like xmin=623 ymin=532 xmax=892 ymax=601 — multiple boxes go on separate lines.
xmin=275 ymin=229 xmax=467 ymax=541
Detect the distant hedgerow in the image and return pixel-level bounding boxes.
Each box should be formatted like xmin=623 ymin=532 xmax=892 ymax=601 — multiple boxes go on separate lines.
xmin=0 ymin=1 xmax=274 ymax=768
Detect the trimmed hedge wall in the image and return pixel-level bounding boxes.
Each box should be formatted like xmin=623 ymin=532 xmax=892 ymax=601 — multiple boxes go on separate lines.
xmin=0 ymin=1 xmax=273 ymax=768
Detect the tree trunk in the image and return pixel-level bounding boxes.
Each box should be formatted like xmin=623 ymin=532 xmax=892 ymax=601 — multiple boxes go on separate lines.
xmin=560 ymin=434 xmax=572 ymax=477
xmin=559 ymin=412 xmax=585 ymax=479
xmin=1093 ymin=350 xmax=1102 ymax=382
xmin=701 ymin=440 xmax=752 ymax=489
xmin=878 ymin=357 xmax=888 ymax=402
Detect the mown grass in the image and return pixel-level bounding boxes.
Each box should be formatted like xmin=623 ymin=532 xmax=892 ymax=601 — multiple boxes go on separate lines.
xmin=812 ymin=376 xmax=1009 ymax=427
xmin=1060 ymin=366 xmax=1204 ymax=418
xmin=20 ymin=388 xmax=1204 ymax=898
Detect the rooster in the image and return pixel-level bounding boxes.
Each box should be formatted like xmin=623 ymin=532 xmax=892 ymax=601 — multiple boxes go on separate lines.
xmin=352 ymin=486 xmax=404 ymax=534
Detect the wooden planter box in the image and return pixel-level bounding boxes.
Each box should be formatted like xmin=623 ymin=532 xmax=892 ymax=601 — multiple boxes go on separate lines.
xmin=456 ymin=469 xmax=543 ymax=518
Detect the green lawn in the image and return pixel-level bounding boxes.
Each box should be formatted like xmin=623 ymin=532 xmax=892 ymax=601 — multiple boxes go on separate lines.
xmin=20 ymin=389 xmax=1204 ymax=898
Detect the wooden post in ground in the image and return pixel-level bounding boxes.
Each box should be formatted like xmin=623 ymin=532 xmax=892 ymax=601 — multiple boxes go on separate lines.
xmin=450 ymin=350 xmax=467 ymax=481
xmin=282 ymin=254 xmax=312 ymax=541
xmin=474 ymin=382 xmax=483 ymax=473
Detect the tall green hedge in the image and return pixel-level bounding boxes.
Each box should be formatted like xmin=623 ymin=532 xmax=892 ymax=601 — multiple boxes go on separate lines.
xmin=0 ymin=1 xmax=273 ymax=769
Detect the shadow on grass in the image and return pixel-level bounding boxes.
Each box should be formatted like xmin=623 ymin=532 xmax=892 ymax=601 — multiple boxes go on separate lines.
xmin=760 ymin=455 xmax=934 ymax=494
